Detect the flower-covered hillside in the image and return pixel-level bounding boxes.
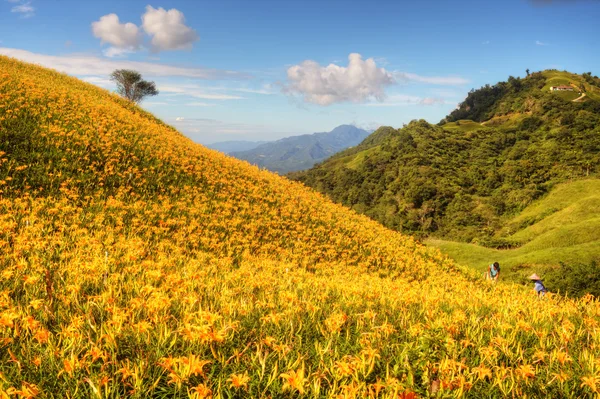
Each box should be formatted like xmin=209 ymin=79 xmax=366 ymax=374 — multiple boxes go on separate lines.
xmin=1 ymin=56 xmax=600 ymax=398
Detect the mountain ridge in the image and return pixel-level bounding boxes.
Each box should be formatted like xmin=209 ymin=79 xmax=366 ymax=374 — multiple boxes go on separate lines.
xmin=229 ymin=124 xmax=370 ymax=173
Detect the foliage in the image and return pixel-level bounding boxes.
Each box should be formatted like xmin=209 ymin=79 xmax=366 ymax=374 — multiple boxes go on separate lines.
xmin=110 ymin=69 xmax=159 ymax=103
xmin=3 ymin=56 xmax=600 ymax=398
xmin=545 ymin=261 xmax=600 ymax=298
xmin=426 ymin=178 xmax=600 ymax=285
xmin=292 ymin=71 xmax=600 ymax=245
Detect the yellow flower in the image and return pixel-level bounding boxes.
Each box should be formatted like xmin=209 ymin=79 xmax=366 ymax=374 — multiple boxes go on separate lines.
xmin=280 ymin=367 xmax=307 ymax=395
xmin=515 ymin=364 xmax=535 ymax=381
xmin=581 ymin=376 xmax=600 ymax=393
xmin=227 ymin=372 xmax=250 ymax=390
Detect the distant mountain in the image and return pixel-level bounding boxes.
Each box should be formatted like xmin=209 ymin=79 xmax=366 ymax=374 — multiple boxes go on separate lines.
xmin=206 ymin=140 xmax=267 ymax=154
xmin=230 ymin=125 xmax=370 ymax=173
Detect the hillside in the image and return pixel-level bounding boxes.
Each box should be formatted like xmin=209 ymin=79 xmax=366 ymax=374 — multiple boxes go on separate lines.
xmin=2 ymin=57 xmax=600 ymax=397
xmin=427 ymin=179 xmax=600 ymax=284
xmin=229 ymin=125 xmax=369 ymax=173
xmin=291 ymin=71 xmax=600 ymax=249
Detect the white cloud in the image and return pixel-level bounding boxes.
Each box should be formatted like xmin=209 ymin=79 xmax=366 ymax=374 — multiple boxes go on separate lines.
xmin=103 ymin=47 xmax=138 ymax=58
xmin=171 ymin=117 xmax=299 ymax=143
xmin=80 ymin=76 xmax=114 ymax=88
xmin=159 ymin=84 xmax=244 ymax=100
xmin=231 ymin=87 xmax=275 ymax=95
xmin=0 ymin=47 xmax=249 ymax=80
xmin=365 ymin=94 xmax=449 ymax=107
xmin=185 ymin=102 xmax=217 ymax=106
xmin=535 ymin=40 xmax=549 ymax=46
xmin=285 ymin=53 xmax=395 ymax=106
xmin=11 ymin=1 xmax=34 ymax=17
xmin=396 ymin=72 xmax=469 ymax=85
xmin=91 ymin=14 xmax=143 ymax=56
xmin=420 ymin=97 xmax=446 ymax=105
xmin=142 ymin=6 xmax=199 ymax=52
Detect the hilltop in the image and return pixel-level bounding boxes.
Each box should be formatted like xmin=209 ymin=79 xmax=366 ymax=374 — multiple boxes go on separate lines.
xmin=2 ymin=58 xmax=600 ymax=397
xmin=291 ymin=70 xmax=600 ymax=274
xmin=228 ymin=125 xmax=369 ymax=173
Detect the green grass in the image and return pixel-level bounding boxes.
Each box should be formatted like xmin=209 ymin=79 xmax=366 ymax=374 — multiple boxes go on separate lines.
xmin=345 ymin=145 xmax=381 ymax=170
xmin=427 ymin=179 xmax=600 ymax=280
xmin=480 ymin=113 xmax=527 ymax=128
xmin=554 ymin=90 xmax=581 ymax=101
xmin=541 ymin=70 xmax=600 ymax=101
xmin=441 ymin=119 xmax=483 ymax=132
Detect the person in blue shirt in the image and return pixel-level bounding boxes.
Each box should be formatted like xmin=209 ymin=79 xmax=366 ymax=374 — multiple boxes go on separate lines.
xmin=487 ymin=262 xmax=500 ymax=282
xmin=529 ymin=273 xmax=547 ymax=297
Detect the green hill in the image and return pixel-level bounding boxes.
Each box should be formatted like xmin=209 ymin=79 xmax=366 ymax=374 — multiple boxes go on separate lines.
xmin=427 ymin=178 xmax=600 ymax=276
xmin=291 ymin=70 xmax=600 ymax=277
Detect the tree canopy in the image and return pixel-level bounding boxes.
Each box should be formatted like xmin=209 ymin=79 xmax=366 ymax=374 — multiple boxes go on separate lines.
xmin=110 ymin=69 xmax=159 ymax=103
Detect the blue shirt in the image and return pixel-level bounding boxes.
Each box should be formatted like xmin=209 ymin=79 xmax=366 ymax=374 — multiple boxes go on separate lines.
xmin=534 ymin=280 xmax=546 ymax=293
xmin=490 ymin=264 xmax=499 ymax=277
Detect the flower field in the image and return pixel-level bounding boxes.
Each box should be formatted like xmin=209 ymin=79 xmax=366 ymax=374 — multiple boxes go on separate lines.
xmin=1 ymin=56 xmax=600 ymax=398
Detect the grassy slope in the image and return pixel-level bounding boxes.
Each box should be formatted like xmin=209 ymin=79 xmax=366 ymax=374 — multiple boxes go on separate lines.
xmin=426 ymin=179 xmax=600 ymax=279
xmin=541 ymin=70 xmax=600 ymax=101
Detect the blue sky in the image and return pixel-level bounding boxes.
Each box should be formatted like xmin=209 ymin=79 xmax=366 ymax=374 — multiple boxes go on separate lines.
xmin=1 ymin=0 xmax=599 ymax=144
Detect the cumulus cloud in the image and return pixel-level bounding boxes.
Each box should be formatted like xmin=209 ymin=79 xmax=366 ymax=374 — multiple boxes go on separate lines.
xmin=10 ymin=1 xmax=35 ymax=17
xmin=0 ymin=47 xmax=249 ymax=80
xmin=284 ymin=53 xmax=395 ymax=106
xmin=91 ymin=14 xmax=143 ymax=57
xmin=90 ymin=6 xmax=198 ymax=56
xmin=142 ymin=6 xmax=199 ymax=52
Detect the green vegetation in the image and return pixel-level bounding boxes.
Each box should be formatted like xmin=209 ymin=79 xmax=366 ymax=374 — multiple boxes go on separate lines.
xmin=292 ymin=70 xmax=600 ymax=284
xmin=426 ymin=179 xmax=600 ymax=290
xmin=110 ymin=69 xmax=159 ymax=103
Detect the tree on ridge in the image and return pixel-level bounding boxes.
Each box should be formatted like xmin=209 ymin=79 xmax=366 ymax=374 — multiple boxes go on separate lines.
xmin=110 ymin=69 xmax=159 ymax=103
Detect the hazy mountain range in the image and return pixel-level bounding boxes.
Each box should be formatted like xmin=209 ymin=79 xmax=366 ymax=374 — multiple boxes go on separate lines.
xmin=208 ymin=125 xmax=370 ymax=173
xmin=205 ymin=140 xmax=268 ymax=154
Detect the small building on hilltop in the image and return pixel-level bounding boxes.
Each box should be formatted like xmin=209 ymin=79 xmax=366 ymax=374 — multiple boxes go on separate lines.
xmin=550 ymin=85 xmax=574 ymax=92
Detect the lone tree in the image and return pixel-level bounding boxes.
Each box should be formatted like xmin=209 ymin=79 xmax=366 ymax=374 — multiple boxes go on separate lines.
xmin=110 ymin=69 xmax=159 ymax=103
xmin=526 ymin=68 xmax=530 ymax=76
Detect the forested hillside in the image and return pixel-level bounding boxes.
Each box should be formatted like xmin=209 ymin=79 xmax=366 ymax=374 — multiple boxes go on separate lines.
xmin=292 ymin=71 xmax=600 ymax=244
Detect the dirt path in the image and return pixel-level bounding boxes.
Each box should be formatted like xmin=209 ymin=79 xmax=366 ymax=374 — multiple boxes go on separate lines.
xmin=573 ymin=93 xmax=587 ymax=102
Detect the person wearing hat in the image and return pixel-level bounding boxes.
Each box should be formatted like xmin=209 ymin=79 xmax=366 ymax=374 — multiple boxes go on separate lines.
xmin=529 ymin=273 xmax=547 ymax=297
